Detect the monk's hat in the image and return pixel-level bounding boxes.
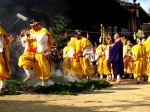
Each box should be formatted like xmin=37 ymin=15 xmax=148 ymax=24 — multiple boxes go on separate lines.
xmin=30 ymin=19 xmax=39 ymax=26
xmin=136 ymin=30 xmax=145 ymax=38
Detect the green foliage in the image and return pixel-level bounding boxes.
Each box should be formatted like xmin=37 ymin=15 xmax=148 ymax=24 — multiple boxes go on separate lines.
xmin=5 ymin=80 xmax=27 ymax=89
xmin=0 ymin=79 xmax=112 ymax=95
xmin=0 ymin=80 xmax=26 ymax=96
xmin=50 ymin=14 xmax=72 ymax=48
xmin=51 ymin=14 xmax=68 ymax=33
xmin=0 ymin=91 xmax=21 ymax=96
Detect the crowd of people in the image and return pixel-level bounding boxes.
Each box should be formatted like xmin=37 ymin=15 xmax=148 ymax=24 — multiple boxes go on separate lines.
xmin=62 ymin=29 xmax=150 ymax=85
xmin=0 ymin=18 xmax=150 ymax=93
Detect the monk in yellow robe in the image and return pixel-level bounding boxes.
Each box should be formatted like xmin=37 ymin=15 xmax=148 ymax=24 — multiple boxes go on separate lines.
xmin=143 ymin=36 xmax=150 ymax=82
xmin=0 ymin=26 xmax=12 ymax=93
xmin=95 ymin=38 xmax=112 ymax=81
xmin=63 ymin=29 xmax=94 ymax=79
xmin=131 ymin=38 xmax=147 ymax=84
xmin=62 ymin=45 xmax=74 ymax=75
xmin=18 ymin=30 xmax=37 ymax=82
xmin=123 ymin=40 xmax=133 ymax=78
xmin=29 ymin=19 xmax=53 ymax=86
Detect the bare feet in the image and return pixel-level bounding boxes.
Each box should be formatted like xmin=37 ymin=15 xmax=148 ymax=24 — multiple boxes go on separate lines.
xmin=136 ymin=81 xmax=143 ymax=84
xmin=115 ymin=81 xmax=121 ymax=84
xmin=106 ymin=79 xmax=111 ymax=82
xmin=110 ymin=79 xmax=116 ymax=82
xmin=23 ymin=75 xmax=32 ymax=82
xmin=99 ymin=78 xmax=104 ymax=80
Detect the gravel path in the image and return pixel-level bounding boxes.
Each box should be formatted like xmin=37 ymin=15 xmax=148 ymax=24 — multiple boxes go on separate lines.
xmin=0 ymin=79 xmax=150 ymax=112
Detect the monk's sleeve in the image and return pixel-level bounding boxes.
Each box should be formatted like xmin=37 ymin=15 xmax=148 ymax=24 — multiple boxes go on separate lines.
xmin=131 ymin=45 xmax=138 ymax=61
xmin=123 ymin=46 xmax=127 ymax=58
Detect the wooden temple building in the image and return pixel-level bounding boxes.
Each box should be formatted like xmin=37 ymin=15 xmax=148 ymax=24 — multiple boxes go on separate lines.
xmin=0 ymin=0 xmax=150 ymax=43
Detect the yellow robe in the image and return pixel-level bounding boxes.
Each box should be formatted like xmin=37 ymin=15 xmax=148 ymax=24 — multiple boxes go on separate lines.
xmin=62 ymin=38 xmax=77 ymax=75
xmin=143 ymin=36 xmax=150 ymax=82
xmin=96 ymin=44 xmax=111 ymax=75
xmin=62 ymin=46 xmax=74 ymax=75
xmin=131 ymin=44 xmax=147 ymax=79
xmin=64 ymin=36 xmax=94 ymax=76
xmin=123 ymin=45 xmax=133 ymax=74
xmin=0 ymin=26 xmax=12 ymax=80
xmin=18 ymin=36 xmax=37 ymax=69
xmin=29 ymin=26 xmax=53 ymax=80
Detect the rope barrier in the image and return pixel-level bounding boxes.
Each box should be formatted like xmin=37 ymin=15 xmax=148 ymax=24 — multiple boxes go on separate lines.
xmin=66 ymin=29 xmax=150 ymax=34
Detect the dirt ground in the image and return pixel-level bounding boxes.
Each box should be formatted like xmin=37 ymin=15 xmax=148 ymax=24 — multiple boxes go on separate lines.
xmin=0 ymin=79 xmax=150 ymax=112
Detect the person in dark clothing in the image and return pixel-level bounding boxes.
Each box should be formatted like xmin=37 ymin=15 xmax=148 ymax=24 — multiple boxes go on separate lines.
xmin=108 ymin=33 xmax=124 ymax=84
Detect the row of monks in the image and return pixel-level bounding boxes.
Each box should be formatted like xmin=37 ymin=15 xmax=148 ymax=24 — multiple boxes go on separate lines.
xmin=62 ymin=29 xmax=150 ymax=84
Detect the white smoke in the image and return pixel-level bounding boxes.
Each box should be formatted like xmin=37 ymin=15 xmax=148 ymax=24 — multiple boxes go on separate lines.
xmin=25 ymin=64 xmax=81 ymax=87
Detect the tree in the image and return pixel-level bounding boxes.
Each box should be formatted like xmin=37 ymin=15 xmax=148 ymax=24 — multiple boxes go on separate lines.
xmin=50 ymin=14 xmax=73 ymax=49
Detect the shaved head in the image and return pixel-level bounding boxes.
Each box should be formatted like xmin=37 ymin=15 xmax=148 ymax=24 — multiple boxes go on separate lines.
xmin=114 ymin=33 xmax=120 ymax=41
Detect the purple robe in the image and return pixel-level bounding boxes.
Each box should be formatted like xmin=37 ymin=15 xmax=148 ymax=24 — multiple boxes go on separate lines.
xmin=108 ymin=39 xmax=124 ymax=76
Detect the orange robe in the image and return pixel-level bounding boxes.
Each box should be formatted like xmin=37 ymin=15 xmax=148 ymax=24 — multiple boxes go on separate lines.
xmin=0 ymin=26 xmax=12 ymax=81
